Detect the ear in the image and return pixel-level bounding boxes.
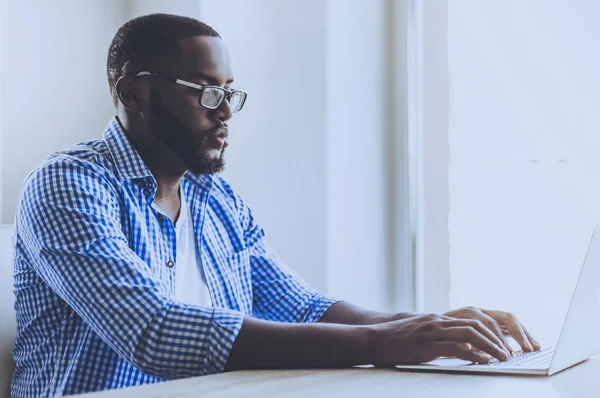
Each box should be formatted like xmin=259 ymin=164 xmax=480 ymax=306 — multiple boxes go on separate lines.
xmin=115 ymin=75 xmax=146 ymax=112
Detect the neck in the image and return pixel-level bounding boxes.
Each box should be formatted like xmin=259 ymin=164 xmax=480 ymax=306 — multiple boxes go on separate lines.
xmin=117 ymin=113 xmax=185 ymax=198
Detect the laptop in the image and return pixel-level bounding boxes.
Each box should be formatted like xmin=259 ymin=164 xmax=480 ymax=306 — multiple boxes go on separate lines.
xmin=395 ymin=224 xmax=600 ymax=376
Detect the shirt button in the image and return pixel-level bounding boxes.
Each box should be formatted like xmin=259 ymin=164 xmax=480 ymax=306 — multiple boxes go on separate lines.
xmin=147 ymin=181 xmax=154 ymax=189
xmin=167 ymin=260 xmax=175 ymax=268
xmin=157 ymin=214 xmax=165 ymax=222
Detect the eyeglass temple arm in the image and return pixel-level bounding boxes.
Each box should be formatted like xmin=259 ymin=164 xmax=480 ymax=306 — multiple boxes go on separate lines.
xmin=135 ymin=71 xmax=179 ymax=84
xmin=134 ymin=71 xmax=244 ymax=98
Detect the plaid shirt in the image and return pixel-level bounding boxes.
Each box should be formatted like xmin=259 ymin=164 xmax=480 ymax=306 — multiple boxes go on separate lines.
xmin=11 ymin=116 xmax=337 ymax=397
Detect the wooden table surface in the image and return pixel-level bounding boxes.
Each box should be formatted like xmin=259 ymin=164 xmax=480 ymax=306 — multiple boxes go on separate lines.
xmin=79 ymin=356 xmax=599 ymax=398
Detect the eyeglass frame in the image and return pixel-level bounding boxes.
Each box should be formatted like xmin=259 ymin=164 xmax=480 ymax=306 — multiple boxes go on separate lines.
xmin=133 ymin=71 xmax=247 ymax=112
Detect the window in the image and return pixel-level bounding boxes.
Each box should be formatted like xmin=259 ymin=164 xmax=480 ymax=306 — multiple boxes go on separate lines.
xmin=447 ymin=0 xmax=600 ymax=346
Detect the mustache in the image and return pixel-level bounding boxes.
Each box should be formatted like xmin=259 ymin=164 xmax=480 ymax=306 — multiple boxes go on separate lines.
xmin=208 ymin=125 xmax=228 ymax=139
xmin=149 ymin=93 xmax=228 ymax=143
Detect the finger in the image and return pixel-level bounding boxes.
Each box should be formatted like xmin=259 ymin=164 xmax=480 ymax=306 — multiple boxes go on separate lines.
xmin=479 ymin=313 xmax=512 ymax=352
xmin=483 ymin=309 xmax=534 ymax=352
xmin=435 ymin=319 xmax=510 ymax=357
xmin=432 ymin=314 xmax=456 ymax=321
xmin=440 ymin=326 xmax=509 ymax=361
xmin=501 ymin=315 xmax=534 ymax=352
xmin=522 ymin=324 xmax=542 ymax=351
xmin=482 ymin=309 xmax=511 ymax=333
xmin=446 ymin=311 xmax=511 ymax=352
xmin=432 ymin=341 xmax=492 ymax=364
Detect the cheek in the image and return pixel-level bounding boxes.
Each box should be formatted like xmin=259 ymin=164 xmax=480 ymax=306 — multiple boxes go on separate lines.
xmin=191 ymin=109 xmax=214 ymax=131
xmin=177 ymin=96 xmax=213 ymax=130
xmin=155 ymin=88 xmax=214 ymax=135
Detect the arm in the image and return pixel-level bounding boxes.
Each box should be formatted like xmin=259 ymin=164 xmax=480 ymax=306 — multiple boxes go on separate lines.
xmin=226 ymin=312 xmax=512 ymax=370
xmin=236 ymin=189 xmax=417 ymax=326
xmin=248 ymin=238 xmax=338 ymax=323
xmin=225 ymin=218 xmax=510 ymax=367
xmin=222 ymin=183 xmax=510 ymax=369
xmin=16 ymin=160 xmax=244 ymax=379
xmin=226 ymin=317 xmax=371 ymax=370
xmin=246 ymin=241 xmax=420 ymax=327
xmin=234 ymin=193 xmax=338 ymax=324
xmin=319 ymin=301 xmax=420 ymax=325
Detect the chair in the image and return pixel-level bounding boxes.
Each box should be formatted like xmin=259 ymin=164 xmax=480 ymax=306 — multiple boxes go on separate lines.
xmin=0 ymin=225 xmax=16 ymax=398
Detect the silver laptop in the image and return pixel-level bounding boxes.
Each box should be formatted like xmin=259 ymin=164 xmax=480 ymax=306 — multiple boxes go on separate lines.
xmin=396 ymin=224 xmax=600 ymax=376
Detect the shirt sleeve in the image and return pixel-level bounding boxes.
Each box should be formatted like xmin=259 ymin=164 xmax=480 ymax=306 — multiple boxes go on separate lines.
xmin=15 ymin=159 xmax=244 ymax=379
xmin=236 ymin=195 xmax=339 ymax=323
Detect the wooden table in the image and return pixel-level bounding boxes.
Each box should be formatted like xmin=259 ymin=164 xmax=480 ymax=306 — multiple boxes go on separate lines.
xmin=80 ymin=356 xmax=599 ymax=397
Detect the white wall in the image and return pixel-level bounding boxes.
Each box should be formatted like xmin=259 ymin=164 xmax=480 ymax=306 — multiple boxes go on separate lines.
xmin=325 ymin=0 xmax=391 ymax=311
xmin=1 ymin=0 xmax=401 ymax=310
xmin=415 ymin=0 xmax=451 ymax=314
xmin=128 ymin=0 xmax=200 ymax=19
xmin=1 ymin=0 xmax=127 ymax=222
xmin=1 ymin=1 xmax=203 ymax=223
xmin=0 ymin=0 xmax=3 ymax=218
xmin=198 ymin=0 xmax=330 ymax=292
xmin=447 ymin=0 xmax=600 ymax=346
xmin=199 ymin=0 xmax=395 ymax=309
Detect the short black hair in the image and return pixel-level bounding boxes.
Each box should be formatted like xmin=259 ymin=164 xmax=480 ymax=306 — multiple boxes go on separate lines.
xmin=107 ymin=13 xmax=220 ymax=107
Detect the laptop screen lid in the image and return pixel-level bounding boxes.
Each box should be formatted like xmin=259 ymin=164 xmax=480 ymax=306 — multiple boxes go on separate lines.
xmin=548 ymin=223 xmax=600 ymax=375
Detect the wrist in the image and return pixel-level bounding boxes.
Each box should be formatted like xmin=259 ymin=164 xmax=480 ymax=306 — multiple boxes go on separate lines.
xmin=374 ymin=312 xmax=419 ymax=324
xmin=354 ymin=324 xmax=378 ymax=364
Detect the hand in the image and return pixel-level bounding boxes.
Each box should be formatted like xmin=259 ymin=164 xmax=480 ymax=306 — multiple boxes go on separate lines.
xmin=367 ymin=313 xmax=511 ymax=366
xmin=444 ymin=306 xmax=542 ymax=353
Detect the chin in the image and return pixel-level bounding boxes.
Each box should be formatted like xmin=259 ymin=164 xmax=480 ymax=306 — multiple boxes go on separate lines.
xmin=186 ymin=154 xmax=226 ymax=175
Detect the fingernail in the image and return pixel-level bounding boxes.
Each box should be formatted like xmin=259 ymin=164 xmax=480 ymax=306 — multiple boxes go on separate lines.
xmin=480 ymin=354 xmax=492 ymax=363
xmin=527 ymin=342 xmax=533 ymax=351
xmin=498 ymin=347 xmax=509 ymax=360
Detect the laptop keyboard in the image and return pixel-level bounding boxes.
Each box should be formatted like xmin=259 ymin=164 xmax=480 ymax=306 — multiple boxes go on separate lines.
xmin=480 ymin=347 xmax=555 ymax=368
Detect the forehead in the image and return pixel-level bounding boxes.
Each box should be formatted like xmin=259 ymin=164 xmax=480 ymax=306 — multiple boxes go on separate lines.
xmin=165 ymin=35 xmax=233 ymax=83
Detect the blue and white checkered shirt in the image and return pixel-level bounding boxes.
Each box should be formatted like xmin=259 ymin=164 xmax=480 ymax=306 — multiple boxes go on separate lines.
xmin=11 ymin=116 xmax=337 ymax=397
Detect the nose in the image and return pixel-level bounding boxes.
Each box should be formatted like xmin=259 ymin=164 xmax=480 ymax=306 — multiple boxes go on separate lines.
xmin=213 ymin=97 xmax=233 ymax=123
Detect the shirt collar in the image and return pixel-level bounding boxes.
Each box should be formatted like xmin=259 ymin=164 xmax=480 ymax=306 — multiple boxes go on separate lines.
xmin=103 ymin=115 xmax=215 ymax=191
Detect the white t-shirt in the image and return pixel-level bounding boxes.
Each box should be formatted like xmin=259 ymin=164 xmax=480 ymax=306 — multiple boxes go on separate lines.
xmin=172 ymin=192 xmax=212 ymax=307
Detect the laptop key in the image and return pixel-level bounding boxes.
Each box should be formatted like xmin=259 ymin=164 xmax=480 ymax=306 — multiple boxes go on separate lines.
xmin=481 ymin=348 xmax=554 ymax=367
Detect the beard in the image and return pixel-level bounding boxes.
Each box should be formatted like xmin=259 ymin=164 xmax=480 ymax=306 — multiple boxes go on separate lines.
xmin=148 ymin=91 xmax=226 ymax=175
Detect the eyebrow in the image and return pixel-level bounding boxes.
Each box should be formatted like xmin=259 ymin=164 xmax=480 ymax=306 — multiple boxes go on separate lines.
xmin=186 ymin=72 xmax=234 ymax=85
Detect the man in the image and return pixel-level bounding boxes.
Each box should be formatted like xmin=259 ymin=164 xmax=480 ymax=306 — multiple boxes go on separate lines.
xmin=11 ymin=14 xmax=540 ymax=396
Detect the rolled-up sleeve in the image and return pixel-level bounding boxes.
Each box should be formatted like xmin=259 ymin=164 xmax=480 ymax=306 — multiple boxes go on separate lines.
xmin=236 ymin=195 xmax=339 ymax=323
xmin=16 ymin=159 xmax=244 ymax=379
xmin=249 ymin=239 xmax=339 ymax=323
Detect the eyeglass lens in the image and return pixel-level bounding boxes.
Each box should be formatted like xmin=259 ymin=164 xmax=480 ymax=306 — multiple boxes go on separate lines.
xmin=200 ymin=87 xmax=245 ymax=112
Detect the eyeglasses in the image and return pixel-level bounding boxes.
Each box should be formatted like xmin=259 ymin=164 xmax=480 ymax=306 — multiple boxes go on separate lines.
xmin=134 ymin=71 xmax=247 ymax=113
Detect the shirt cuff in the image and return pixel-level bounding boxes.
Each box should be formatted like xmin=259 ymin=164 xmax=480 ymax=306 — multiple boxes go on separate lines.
xmin=205 ymin=307 xmax=246 ymax=374
xmin=303 ymin=295 xmax=341 ymax=323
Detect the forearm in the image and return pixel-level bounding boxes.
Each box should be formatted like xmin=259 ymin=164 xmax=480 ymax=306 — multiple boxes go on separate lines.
xmin=225 ymin=316 xmax=371 ymax=370
xmin=318 ymin=301 xmax=419 ymax=325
